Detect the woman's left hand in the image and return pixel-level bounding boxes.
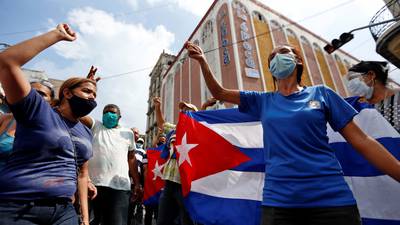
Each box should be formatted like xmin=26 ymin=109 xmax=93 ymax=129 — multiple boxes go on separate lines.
xmin=88 ymin=181 xmax=97 ymax=200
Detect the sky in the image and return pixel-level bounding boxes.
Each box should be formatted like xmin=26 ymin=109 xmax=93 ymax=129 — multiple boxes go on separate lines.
xmin=0 ymin=0 xmax=398 ymax=132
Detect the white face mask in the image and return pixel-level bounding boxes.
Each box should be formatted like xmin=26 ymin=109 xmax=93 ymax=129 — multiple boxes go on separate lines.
xmin=347 ymin=77 xmax=374 ymax=99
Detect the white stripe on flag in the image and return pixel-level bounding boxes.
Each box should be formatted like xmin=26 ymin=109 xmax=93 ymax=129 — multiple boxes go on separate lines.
xmin=191 ymin=170 xmax=265 ymax=201
xmin=328 ymin=108 xmax=400 ymax=143
xmin=344 ymin=175 xmax=400 ymax=220
xmin=199 ymin=121 xmax=264 ymax=148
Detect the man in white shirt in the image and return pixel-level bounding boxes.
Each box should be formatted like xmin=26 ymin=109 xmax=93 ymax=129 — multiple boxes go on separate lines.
xmin=81 ymin=104 xmax=141 ymax=225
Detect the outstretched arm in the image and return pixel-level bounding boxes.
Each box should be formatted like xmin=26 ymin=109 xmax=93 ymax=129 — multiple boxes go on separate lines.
xmin=340 ymin=120 xmax=400 ymax=182
xmin=0 ymin=24 xmax=76 ymax=104
xmin=185 ymin=41 xmax=240 ymax=105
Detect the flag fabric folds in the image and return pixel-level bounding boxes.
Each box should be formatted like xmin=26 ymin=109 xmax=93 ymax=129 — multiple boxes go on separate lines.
xmin=175 ymin=97 xmax=400 ymax=225
xmin=143 ymin=146 xmax=166 ymax=206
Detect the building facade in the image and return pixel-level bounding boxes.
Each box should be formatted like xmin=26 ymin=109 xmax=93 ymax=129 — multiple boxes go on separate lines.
xmin=160 ymin=0 xmax=360 ymax=124
xmin=0 ymin=68 xmax=62 ymax=113
xmin=145 ymin=52 xmax=176 ymax=147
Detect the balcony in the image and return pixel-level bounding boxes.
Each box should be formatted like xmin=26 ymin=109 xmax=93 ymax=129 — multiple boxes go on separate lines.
xmin=370 ymin=0 xmax=400 ymax=68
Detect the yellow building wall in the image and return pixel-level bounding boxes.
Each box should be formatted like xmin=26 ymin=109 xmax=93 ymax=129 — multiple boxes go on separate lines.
xmin=287 ymin=33 xmax=313 ymax=86
xmin=314 ymin=45 xmax=336 ymax=91
xmin=335 ymin=55 xmax=349 ymax=76
xmin=253 ymin=15 xmax=275 ymax=91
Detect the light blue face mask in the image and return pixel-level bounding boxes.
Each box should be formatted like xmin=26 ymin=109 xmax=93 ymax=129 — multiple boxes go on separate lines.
xmin=102 ymin=112 xmax=119 ymax=129
xmin=347 ymin=77 xmax=374 ymax=99
xmin=269 ymin=53 xmax=297 ymax=79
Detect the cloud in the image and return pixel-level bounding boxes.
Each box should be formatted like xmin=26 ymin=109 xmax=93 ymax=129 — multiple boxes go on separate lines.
xmin=122 ymin=0 xmax=139 ymax=9
xmin=146 ymin=0 xmax=213 ymax=17
xmin=33 ymin=7 xmax=175 ymax=132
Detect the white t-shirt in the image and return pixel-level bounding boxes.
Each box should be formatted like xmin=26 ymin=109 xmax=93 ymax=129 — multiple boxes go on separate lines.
xmin=89 ymin=119 xmax=136 ymax=191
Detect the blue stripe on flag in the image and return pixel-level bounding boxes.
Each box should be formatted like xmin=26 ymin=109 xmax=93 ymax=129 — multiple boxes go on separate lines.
xmin=363 ymin=218 xmax=400 ymax=225
xmin=231 ymin=147 xmax=264 ymax=172
xmin=143 ymin=191 xmax=162 ymax=206
xmin=185 ymin=191 xmax=261 ymax=225
xmin=332 ymin=137 xmax=400 ymax=176
xmin=188 ymin=108 xmax=258 ymax=124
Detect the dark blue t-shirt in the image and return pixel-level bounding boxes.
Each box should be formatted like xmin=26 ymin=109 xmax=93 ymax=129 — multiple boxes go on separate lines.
xmin=0 ymin=89 xmax=93 ymax=200
xmin=239 ymin=85 xmax=358 ymax=207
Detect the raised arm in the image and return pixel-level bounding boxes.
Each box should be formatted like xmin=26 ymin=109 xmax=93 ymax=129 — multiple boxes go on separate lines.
xmin=340 ymin=120 xmax=400 ymax=182
xmin=185 ymin=41 xmax=240 ymax=105
xmin=153 ymin=97 xmax=165 ymax=130
xmin=0 ymin=24 xmax=76 ymax=104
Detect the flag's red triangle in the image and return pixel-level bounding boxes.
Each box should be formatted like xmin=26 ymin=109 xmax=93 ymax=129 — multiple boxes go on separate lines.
xmin=176 ymin=113 xmax=251 ymax=196
xmin=143 ymin=149 xmax=166 ymax=202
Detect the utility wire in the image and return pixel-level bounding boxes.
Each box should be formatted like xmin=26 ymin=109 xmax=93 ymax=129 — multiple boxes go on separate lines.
xmin=201 ymin=0 xmax=356 ymax=54
xmin=0 ymin=4 xmax=173 ymax=37
xmin=101 ymin=66 xmax=154 ymax=80
xmin=100 ymin=0 xmax=358 ymax=80
xmin=1 ymin=0 xmax=358 ymax=80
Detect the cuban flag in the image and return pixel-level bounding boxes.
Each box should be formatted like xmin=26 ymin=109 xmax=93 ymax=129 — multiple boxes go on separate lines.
xmin=143 ymin=146 xmax=166 ymax=206
xmin=174 ymin=98 xmax=400 ymax=225
xmin=328 ymin=97 xmax=400 ymax=225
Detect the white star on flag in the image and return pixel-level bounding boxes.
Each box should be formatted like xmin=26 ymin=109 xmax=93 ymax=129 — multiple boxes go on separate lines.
xmin=176 ymin=133 xmax=198 ymax=166
xmin=152 ymin=160 xmax=165 ymax=180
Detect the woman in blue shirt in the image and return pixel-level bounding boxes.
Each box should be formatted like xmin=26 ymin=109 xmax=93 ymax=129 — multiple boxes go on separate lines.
xmin=185 ymin=42 xmax=400 ymax=225
xmin=0 ymin=24 xmax=97 ymax=225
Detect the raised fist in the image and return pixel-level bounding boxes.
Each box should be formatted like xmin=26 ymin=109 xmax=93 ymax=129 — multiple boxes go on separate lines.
xmin=56 ymin=24 xmax=77 ymax=41
xmin=153 ymin=97 xmax=161 ymax=107
xmin=185 ymin=41 xmax=205 ymax=61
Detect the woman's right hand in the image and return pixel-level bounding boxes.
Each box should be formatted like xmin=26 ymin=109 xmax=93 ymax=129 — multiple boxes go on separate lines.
xmin=56 ymin=24 xmax=77 ymax=42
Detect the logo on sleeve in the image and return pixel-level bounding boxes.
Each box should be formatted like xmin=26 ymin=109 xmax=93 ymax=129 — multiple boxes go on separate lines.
xmin=308 ymin=100 xmax=321 ymax=109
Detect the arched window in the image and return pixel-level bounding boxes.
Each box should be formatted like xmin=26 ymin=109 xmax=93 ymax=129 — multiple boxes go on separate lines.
xmin=313 ymin=42 xmax=322 ymax=51
xmin=201 ymin=20 xmax=213 ymax=44
xmin=253 ymin=11 xmax=266 ymax=22
xmin=270 ymin=20 xmax=282 ymax=30
xmin=300 ymin=35 xmax=310 ymax=45
xmin=286 ymin=28 xmax=297 ymax=39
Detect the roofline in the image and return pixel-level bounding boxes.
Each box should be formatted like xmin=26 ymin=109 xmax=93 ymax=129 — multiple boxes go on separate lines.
xmin=162 ymin=0 xmax=359 ymax=80
xmin=149 ymin=52 xmax=176 ymax=77
xmin=250 ymin=0 xmax=359 ymax=61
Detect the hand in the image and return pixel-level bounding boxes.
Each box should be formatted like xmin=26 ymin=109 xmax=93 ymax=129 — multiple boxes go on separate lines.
xmin=56 ymin=24 xmax=77 ymax=41
xmin=185 ymin=41 xmax=205 ymax=62
xmin=86 ymin=65 xmax=101 ymax=82
xmin=153 ymin=97 xmax=161 ymax=107
xmin=80 ymin=221 xmax=89 ymax=225
xmin=206 ymin=97 xmax=217 ymax=106
xmin=88 ymin=181 xmax=97 ymax=200
xmin=131 ymin=184 xmax=143 ymax=202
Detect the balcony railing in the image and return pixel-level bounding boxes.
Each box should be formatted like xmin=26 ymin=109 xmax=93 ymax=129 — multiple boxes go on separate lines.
xmin=370 ymin=0 xmax=400 ymax=41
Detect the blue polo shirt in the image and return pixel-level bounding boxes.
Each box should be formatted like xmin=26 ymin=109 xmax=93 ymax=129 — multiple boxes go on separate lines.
xmin=0 ymin=89 xmax=93 ymax=200
xmin=239 ymin=85 xmax=357 ymax=207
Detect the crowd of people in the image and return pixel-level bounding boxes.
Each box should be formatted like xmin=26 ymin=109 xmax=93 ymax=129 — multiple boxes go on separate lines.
xmin=0 ymin=23 xmax=399 ymax=225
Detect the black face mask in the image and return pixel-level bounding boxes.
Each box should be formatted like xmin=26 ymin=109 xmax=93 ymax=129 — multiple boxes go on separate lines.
xmin=68 ymin=95 xmax=97 ymax=118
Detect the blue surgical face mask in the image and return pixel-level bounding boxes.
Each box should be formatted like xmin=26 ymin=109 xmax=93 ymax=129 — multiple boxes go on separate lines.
xmin=347 ymin=77 xmax=374 ymax=99
xmin=269 ymin=53 xmax=297 ymax=79
xmin=102 ymin=112 xmax=119 ymax=129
